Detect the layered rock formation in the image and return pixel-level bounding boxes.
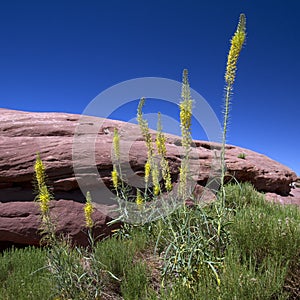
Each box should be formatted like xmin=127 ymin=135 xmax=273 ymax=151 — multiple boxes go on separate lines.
xmin=0 ymin=108 xmax=298 ymax=247
xmin=0 ymin=200 xmax=118 ymax=249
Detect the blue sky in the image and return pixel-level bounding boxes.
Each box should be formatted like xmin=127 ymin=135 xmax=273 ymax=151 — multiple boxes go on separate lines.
xmin=0 ymin=0 xmax=299 ymax=175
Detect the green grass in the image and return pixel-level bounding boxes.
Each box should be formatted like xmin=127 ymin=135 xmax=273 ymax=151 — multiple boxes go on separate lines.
xmin=1 ymin=183 xmax=299 ymax=299
xmin=0 ymin=246 xmax=51 ymax=300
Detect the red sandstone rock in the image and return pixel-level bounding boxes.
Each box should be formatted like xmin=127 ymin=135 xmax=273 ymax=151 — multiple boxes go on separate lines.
xmin=0 ymin=108 xmax=298 ymax=247
xmin=0 ymin=200 xmax=119 ymax=247
xmin=0 ymin=108 xmax=296 ymax=203
xmin=266 ymin=188 xmax=300 ymax=206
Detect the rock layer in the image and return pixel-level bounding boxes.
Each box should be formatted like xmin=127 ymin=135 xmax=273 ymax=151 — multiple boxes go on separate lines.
xmin=0 ymin=200 xmax=119 ymax=248
xmin=0 ymin=108 xmax=298 ymax=247
xmin=0 ymin=108 xmax=296 ymax=202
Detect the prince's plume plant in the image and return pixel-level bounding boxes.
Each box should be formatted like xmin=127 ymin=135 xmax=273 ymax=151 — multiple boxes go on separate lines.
xmin=137 ymin=97 xmax=160 ymax=194
xmin=84 ymin=191 xmax=94 ymax=229
xmin=34 ymin=153 xmax=52 ymax=217
xmin=178 ymin=69 xmax=193 ymax=199
xmin=221 ymin=13 xmax=246 ymax=200
xmin=156 ymin=112 xmax=172 ymax=192
xmin=34 ymin=153 xmax=55 ymax=241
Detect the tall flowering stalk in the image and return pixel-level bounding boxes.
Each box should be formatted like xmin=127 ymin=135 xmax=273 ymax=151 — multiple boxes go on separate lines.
xmin=136 ymin=189 xmax=144 ymax=208
xmin=113 ymin=128 xmax=120 ymax=161
xmin=180 ymin=69 xmax=193 ymax=150
xmin=112 ymin=166 xmax=119 ymax=191
xmin=152 ymin=165 xmax=160 ymax=196
xmin=34 ymin=153 xmax=52 ymax=219
xmin=137 ymin=98 xmax=160 ymax=195
xmin=34 ymin=153 xmax=57 ymax=246
xmin=144 ymin=160 xmax=151 ymax=186
xmin=156 ymin=112 xmax=172 ymax=192
xmin=137 ymin=98 xmax=154 ymax=160
xmin=178 ymin=69 xmax=193 ymax=199
xmin=84 ymin=191 xmax=94 ymax=229
xmin=112 ymin=128 xmax=122 ymax=194
xmin=221 ymin=14 xmax=246 ymax=199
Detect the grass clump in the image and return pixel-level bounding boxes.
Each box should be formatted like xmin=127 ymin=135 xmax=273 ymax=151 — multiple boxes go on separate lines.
xmin=95 ymin=229 xmax=155 ymax=299
xmin=155 ymin=202 xmax=231 ymax=291
xmin=0 ymin=247 xmax=51 ymax=300
xmin=237 ymin=152 xmax=246 ymax=159
xmin=1 ymin=183 xmax=299 ymax=299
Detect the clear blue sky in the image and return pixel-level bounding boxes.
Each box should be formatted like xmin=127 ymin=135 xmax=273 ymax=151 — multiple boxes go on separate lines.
xmin=0 ymin=0 xmax=299 ymax=175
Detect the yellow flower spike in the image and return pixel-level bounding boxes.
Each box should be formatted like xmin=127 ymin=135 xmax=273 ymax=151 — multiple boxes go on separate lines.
xmin=225 ymin=13 xmax=246 ymax=87
xmin=34 ymin=154 xmax=52 ymax=217
xmin=162 ymin=159 xmax=172 ymax=191
xmin=156 ymin=112 xmax=167 ymax=156
xmin=34 ymin=153 xmax=46 ymax=189
xmin=113 ymin=128 xmax=120 ymax=161
xmin=151 ymin=165 xmax=160 ymax=196
xmin=38 ymin=185 xmax=51 ymax=215
xmin=221 ymin=14 xmax=246 ymax=202
xmin=180 ymin=69 xmax=193 ymax=151
xmin=111 ymin=166 xmax=119 ymax=190
xmin=179 ymin=69 xmax=193 ymax=200
xmin=137 ymin=97 xmax=154 ymax=162
xmin=136 ymin=190 xmax=144 ymax=207
xmin=84 ymin=191 xmax=94 ymax=229
xmin=155 ymin=112 xmax=172 ymax=192
xmin=154 ymin=185 xmax=160 ymax=196
xmin=144 ymin=160 xmax=151 ymax=184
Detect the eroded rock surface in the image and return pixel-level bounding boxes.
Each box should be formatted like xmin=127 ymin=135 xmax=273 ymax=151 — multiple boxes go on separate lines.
xmin=0 ymin=108 xmax=298 ymax=247
xmin=0 ymin=200 xmax=119 ymax=248
xmin=0 ymin=108 xmax=296 ymax=202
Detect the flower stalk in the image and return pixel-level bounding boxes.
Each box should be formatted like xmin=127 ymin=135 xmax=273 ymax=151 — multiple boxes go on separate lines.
xmin=84 ymin=191 xmax=94 ymax=229
xmin=34 ymin=153 xmax=52 ymax=218
xmin=156 ymin=112 xmax=172 ymax=192
xmin=179 ymin=69 xmax=193 ymax=200
xmin=221 ymin=13 xmax=246 ymax=200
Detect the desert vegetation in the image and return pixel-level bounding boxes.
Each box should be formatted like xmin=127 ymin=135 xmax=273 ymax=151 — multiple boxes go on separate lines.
xmin=1 ymin=13 xmax=299 ymax=300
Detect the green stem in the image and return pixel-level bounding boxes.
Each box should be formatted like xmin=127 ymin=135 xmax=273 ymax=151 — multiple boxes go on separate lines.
xmin=220 ymin=84 xmax=232 ymax=205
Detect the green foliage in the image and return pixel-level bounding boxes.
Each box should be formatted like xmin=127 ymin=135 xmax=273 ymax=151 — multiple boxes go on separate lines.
xmin=94 ymin=228 xmax=155 ymax=299
xmin=0 ymin=247 xmax=51 ymax=300
xmin=150 ymin=183 xmax=300 ymax=299
xmin=237 ymin=152 xmax=246 ymax=159
xmin=33 ymin=155 xmax=110 ymax=299
xmin=1 ymin=184 xmax=299 ymax=299
xmin=46 ymin=239 xmax=106 ymax=299
xmin=155 ymin=202 xmax=231 ymax=290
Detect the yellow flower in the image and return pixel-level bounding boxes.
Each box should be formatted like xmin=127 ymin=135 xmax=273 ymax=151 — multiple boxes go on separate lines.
xmin=154 ymin=185 xmax=160 ymax=196
xmin=34 ymin=154 xmax=52 ymax=216
xmin=152 ymin=165 xmax=160 ymax=196
xmin=38 ymin=185 xmax=51 ymax=214
xmin=179 ymin=69 xmax=193 ymax=200
xmin=144 ymin=160 xmax=151 ymax=184
xmin=113 ymin=128 xmax=120 ymax=160
xmin=221 ymin=14 xmax=246 ymax=197
xmin=162 ymin=159 xmax=172 ymax=191
xmin=111 ymin=167 xmax=119 ymax=189
xmin=156 ymin=112 xmax=167 ymax=157
xmin=165 ymin=180 xmax=173 ymax=192
xmin=180 ymin=69 xmax=193 ymax=150
xmin=84 ymin=191 xmax=94 ymax=228
xmin=136 ymin=190 xmax=144 ymax=207
xmin=34 ymin=153 xmax=45 ymax=189
xmin=137 ymin=97 xmax=154 ymax=161
xmin=225 ymin=14 xmax=246 ymax=86
xmin=155 ymin=113 xmax=172 ymax=192
xmin=178 ymin=163 xmax=188 ymax=200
